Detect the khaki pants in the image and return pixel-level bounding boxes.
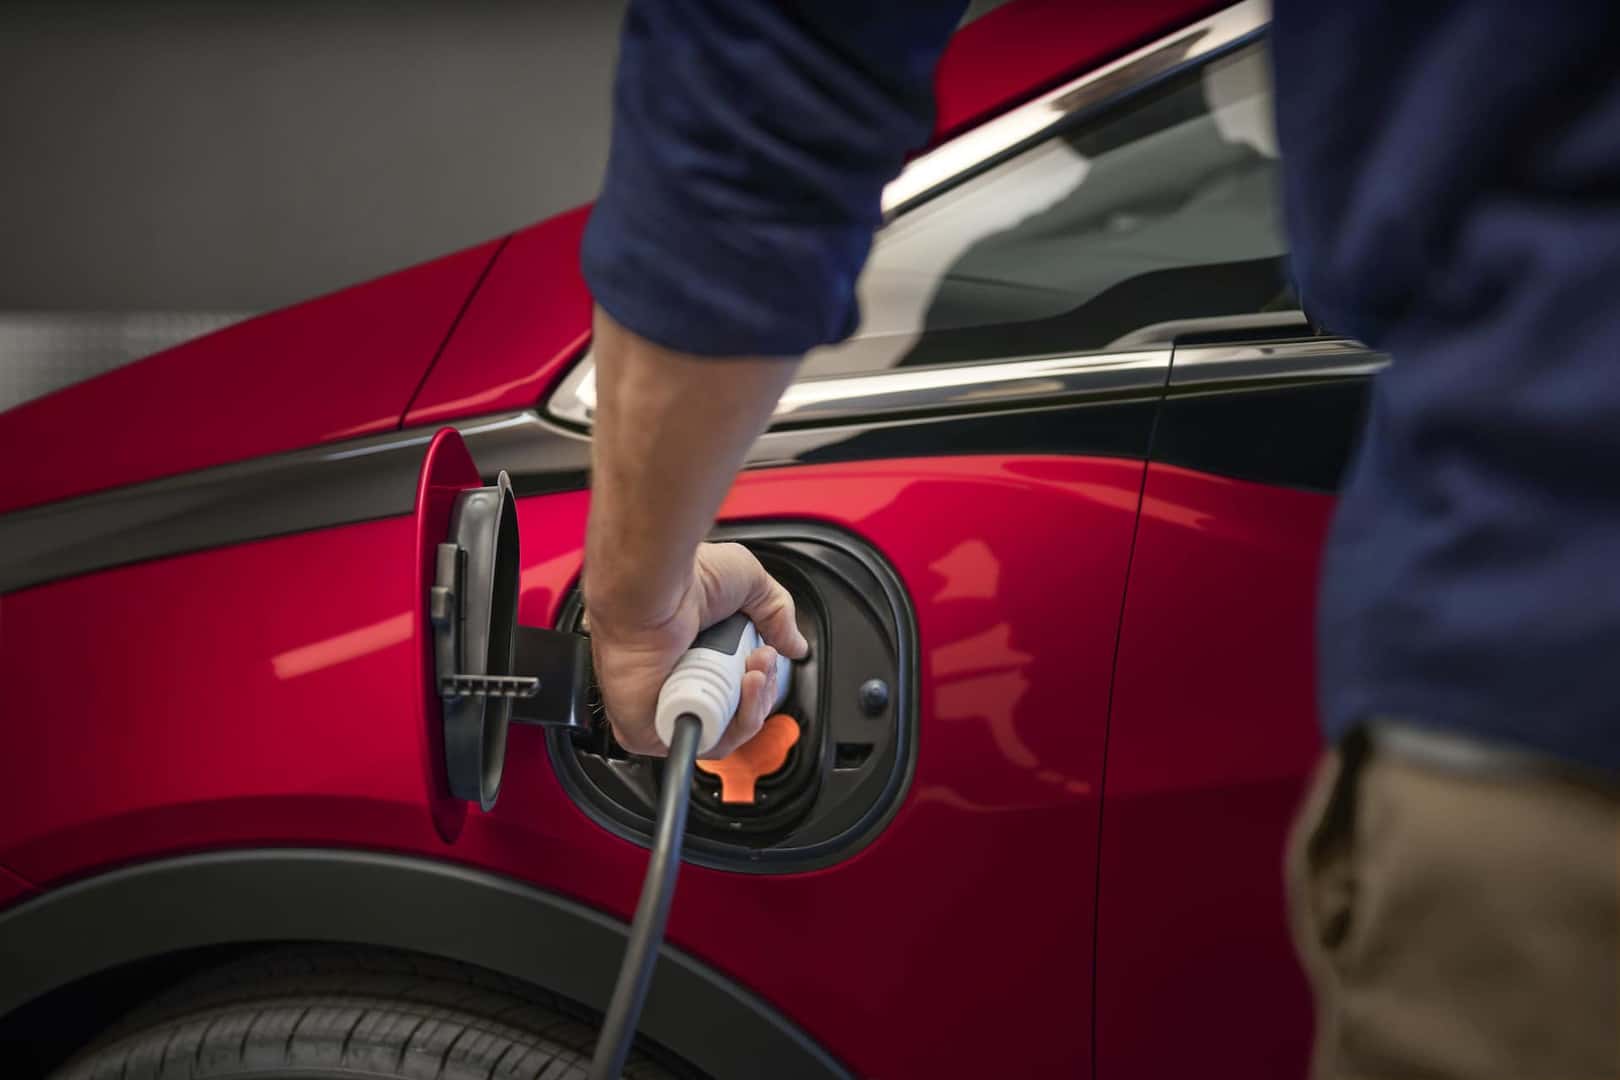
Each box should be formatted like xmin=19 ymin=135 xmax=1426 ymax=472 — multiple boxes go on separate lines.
xmin=1288 ymin=728 xmax=1620 ymax=1079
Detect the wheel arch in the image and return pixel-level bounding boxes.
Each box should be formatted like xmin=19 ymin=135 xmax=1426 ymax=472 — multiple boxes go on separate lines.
xmin=0 ymin=849 xmax=848 ymax=1080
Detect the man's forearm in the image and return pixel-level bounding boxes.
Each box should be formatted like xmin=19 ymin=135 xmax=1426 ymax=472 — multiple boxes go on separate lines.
xmin=584 ymin=307 xmax=800 ymax=627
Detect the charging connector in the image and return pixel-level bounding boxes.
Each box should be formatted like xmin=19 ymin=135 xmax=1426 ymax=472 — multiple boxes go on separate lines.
xmin=588 ymin=615 xmax=792 ymax=1079
xmin=654 ymin=613 xmax=793 ymax=755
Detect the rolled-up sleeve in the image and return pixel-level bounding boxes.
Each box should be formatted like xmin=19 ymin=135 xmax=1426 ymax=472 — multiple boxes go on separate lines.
xmin=580 ymin=0 xmax=965 ymax=357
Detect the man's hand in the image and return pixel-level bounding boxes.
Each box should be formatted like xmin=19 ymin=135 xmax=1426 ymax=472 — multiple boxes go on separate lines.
xmin=583 ymin=308 xmax=805 ymax=758
xmin=588 ymin=542 xmax=809 ymax=758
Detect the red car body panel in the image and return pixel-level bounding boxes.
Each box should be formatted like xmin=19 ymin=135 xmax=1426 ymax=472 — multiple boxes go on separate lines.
xmin=0 ymin=239 xmax=501 ymax=515
xmin=0 ymin=513 xmax=432 ymax=880
xmin=0 ymin=866 xmax=33 ymax=909
xmin=1099 ymin=464 xmax=1329 ymax=1080
xmin=0 ymin=453 xmax=1143 ymax=1079
xmin=403 ymin=208 xmax=594 ymax=428
xmin=931 ymin=0 xmax=1226 ymax=140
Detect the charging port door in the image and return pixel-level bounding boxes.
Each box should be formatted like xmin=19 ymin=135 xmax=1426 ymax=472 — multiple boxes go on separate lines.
xmin=415 ymin=429 xmax=589 ymax=817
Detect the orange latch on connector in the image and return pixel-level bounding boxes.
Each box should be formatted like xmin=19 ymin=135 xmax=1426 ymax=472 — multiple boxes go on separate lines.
xmin=695 ymin=713 xmax=800 ymax=803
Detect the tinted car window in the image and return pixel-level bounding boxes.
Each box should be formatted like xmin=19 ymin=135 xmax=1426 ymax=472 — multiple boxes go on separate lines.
xmin=801 ymin=42 xmax=1289 ymax=378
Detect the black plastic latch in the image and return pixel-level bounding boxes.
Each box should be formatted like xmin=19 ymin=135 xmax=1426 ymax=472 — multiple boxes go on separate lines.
xmin=510 ymin=626 xmax=592 ymax=731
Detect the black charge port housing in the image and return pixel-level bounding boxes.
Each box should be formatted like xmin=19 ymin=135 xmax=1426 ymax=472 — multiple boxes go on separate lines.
xmin=547 ymin=523 xmax=916 ymax=874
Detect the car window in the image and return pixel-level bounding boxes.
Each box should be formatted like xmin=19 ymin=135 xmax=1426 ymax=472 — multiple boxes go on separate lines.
xmin=799 ymin=41 xmax=1289 ymax=379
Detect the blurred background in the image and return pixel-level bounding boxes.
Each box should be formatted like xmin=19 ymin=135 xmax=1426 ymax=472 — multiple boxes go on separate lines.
xmin=0 ymin=0 xmax=1008 ymax=412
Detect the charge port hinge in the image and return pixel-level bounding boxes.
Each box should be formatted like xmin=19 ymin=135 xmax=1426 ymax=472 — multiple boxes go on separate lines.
xmin=432 ymin=542 xmax=588 ymax=726
xmin=439 ymin=673 xmax=541 ymax=699
xmin=431 ymin=542 xmax=540 ymax=702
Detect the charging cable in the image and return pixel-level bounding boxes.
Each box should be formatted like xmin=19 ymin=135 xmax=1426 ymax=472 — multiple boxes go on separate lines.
xmin=588 ymin=614 xmax=792 ymax=1079
xmin=588 ymin=710 xmax=701 ymax=1080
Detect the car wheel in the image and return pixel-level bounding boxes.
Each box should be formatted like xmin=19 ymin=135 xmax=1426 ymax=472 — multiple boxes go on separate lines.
xmin=52 ymin=945 xmax=680 ymax=1080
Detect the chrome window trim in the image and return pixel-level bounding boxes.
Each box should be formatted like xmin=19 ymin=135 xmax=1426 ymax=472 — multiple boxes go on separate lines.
xmin=774 ymin=349 xmax=1169 ymax=424
xmin=546 ymin=0 xmax=1273 ymax=433
xmin=1107 ymin=311 xmax=1311 ymax=349
xmin=553 ymin=327 xmax=1390 ymax=432
xmin=549 ymin=347 xmax=1171 ymax=429
xmin=548 ymin=353 xmax=597 ymax=428
xmin=1169 ymin=338 xmax=1389 ymax=392
xmin=882 ymin=0 xmax=1269 ymax=218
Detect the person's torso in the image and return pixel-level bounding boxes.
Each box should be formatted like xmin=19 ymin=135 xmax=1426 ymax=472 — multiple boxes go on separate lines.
xmin=1271 ymin=1 xmax=1620 ymax=770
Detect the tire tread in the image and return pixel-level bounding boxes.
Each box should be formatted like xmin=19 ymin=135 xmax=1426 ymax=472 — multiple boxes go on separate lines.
xmin=52 ymin=945 xmax=677 ymax=1080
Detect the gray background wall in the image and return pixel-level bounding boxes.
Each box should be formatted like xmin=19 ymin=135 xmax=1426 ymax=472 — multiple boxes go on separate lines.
xmin=0 ymin=1 xmax=627 ymax=313
xmin=0 ymin=1 xmax=627 ymax=409
xmin=0 ymin=0 xmax=1006 ymax=409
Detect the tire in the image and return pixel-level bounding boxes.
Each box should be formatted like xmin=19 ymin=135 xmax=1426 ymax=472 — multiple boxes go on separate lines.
xmin=52 ymin=945 xmax=682 ymax=1080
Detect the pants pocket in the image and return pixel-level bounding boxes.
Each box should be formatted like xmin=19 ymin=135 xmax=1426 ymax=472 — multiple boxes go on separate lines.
xmin=1288 ymin=728 xmax=1368 ymax=963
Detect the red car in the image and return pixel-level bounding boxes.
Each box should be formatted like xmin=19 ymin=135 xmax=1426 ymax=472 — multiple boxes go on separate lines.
xmin=0 ymin=1 xmax=1380 ymax=1076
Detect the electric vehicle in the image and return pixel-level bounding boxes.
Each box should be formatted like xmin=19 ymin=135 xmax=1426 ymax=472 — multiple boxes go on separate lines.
xmin=0 ymin=1 xmax=1366 ymax=1075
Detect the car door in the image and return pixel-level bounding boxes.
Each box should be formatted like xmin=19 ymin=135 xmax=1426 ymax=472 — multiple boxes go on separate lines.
xmin=1098 ymin=336 xmax=1384 ymax=1078
xmin=1090 ymin=49 xmax=1391 ymax=1080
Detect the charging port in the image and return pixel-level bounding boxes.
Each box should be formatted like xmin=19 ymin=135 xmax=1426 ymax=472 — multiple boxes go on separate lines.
xmin=549 ymin=523 xmax=915 ymax=873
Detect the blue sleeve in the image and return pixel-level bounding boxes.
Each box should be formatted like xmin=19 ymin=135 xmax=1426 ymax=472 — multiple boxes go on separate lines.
xmin=580 ymin=0 xmax=966 ymax=357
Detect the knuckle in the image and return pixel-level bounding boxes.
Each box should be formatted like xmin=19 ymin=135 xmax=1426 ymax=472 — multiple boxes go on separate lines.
xmin=711 ymin=543 xmax=753 ymax=579
xmin=694 ymin=554 xmax=723 ymax=604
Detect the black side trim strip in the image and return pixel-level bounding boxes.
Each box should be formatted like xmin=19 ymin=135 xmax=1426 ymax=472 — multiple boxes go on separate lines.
xmin=436 ymin=397 xmax=1156 ymax=501
xmin=1150 ymin=378 xmax=1372 ymax=493
xmin=0 ymin=849 xmax=848 ymax=1080
xmin=0 ymin=395 xmax=1155 ymax=595
xmin=0 ymin=413 xmax=585 ymax=595
xmin=750 ymin=397 xmax=1157 ymax=471
xmin=458 ymin=412 xmax=591 ymax=499
xmin=0 ymin=428 xmax=432 ymax=594
xmin=487 ymin=397 xmax=1156 ymax=495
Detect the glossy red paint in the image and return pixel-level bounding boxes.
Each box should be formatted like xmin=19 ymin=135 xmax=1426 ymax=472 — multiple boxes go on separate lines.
xmin=0 ymin=514 xmax=435 ymax=877
xmin=931 ymin=0 xmax=1225 ymax=142
xmin=1097 ymin=463 xmax=1330 ymax=1079
xmin=0 ymin=865 xmax=34 ymax=912
xmin=0 ymin=453 xmax=1143 ymax=1079
xmin=660 ymin=455 xmax=1142 ymax=1078
xmin=403 ymin=208 xmax=593 ymax=427
xmin=0 ymin=240 xmax=501 ymax=516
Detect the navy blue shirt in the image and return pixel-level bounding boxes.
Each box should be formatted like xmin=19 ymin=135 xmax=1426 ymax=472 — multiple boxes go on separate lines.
xmin=1272 ymin=3 xmax=1620 ymax=772
xmin=583 ymin=1 xmax=964 ymax=356
xmin=582 ymin=1 xmax=1620 ymax=774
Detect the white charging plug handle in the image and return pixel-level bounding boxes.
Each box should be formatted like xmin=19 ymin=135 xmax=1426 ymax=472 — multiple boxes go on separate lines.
xmin=654 ymin=614 xmax=792 ymax=755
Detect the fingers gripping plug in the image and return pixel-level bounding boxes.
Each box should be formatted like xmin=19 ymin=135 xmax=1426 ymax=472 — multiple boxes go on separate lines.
xmin=653 ymin=613 xmax=792 ymax=755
